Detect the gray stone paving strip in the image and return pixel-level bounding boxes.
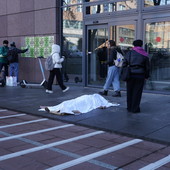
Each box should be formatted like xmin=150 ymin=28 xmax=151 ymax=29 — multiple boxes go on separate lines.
xmin=47 ymin=148 xmax=122 ymax=170
xmin=0 ymin=109 xmax=8 ymax=112
xmin=0 ymin=131 xmax=104 ymax=161
xmin=139 ymin=154 xmax=170 ymax=170
xmin=0 ymin=118 xmax=48 ymax=129
xmin=0 ymin=124 xmax=74 ymax=142
xmin=0 ymin=131 xmax=120 ymax=170
xmin=46 ymin=139 xmax=143 ymax=170
xmin=0 ymin=114 xmax=26 ymax=119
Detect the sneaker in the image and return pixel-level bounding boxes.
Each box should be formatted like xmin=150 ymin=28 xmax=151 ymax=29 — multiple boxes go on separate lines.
xmin=63 ymin=86 xmax=69 ymax=92
xmin=112 ymin=91 xmax=121 ymax=97
xmin=46 ymin=89 xmax=53 ymax=94
xmin=99 ymin=90 xmax=108 ymax=96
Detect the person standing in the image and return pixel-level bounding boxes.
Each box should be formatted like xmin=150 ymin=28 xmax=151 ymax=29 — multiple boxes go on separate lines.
xmin=8 ymin=42 xmax=28 ymax=81
xmin=123 ymin=39 xmax=150 ymax=113
xmin=46 ymin=44 xmax=69 ymax=94
xmin=99 ymin=40 xmax=123 ymax=97
xmin=0 ymin=40 xmax=9 ymax=78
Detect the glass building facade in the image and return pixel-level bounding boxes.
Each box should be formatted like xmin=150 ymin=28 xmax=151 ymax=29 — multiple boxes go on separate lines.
xmin=62 ymin=0 xmax=170 ymax=92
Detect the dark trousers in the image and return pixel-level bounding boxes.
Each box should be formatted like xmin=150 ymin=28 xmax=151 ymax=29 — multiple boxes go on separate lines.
xmin=126 ymin=77 xmax=145 ymax=112
xmin=47 ymin=68 xmax=66 ymax=91
xmin=0 ymin=63 xmax=8 ymax=78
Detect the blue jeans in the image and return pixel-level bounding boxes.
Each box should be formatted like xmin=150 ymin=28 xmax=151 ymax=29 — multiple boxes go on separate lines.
xmin=103 ymin=65 xmax=120 ymax=92
xmin=9 ymin=62 xmax=19 ymax=81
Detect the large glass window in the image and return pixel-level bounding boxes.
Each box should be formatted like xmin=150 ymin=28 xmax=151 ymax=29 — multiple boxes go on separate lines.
xmin=145 ymin=21 xmax=170 ymax=90
xmin=144 ymin=0 xmax=170 ymax=7
xmin=62 ymin=2 xmax=83 ymax=83
xmin=63 ymin=0 xmax=83 ymax=5
xmin=110 ymin=25 xmax=135 ymax=53
xmin=85 ymin=0 xmax=137 ymax=15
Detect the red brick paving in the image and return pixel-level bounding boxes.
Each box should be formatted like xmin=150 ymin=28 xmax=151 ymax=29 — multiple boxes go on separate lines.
xmin=0 ymin=109 xmax=170 ymax=170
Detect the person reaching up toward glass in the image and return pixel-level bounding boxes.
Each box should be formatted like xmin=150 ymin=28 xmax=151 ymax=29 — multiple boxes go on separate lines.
xmin=99 ymin=40 xmax=123 ymax=97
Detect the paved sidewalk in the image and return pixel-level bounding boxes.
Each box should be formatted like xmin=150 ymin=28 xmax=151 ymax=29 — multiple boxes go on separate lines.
xmin=0 ymin=85 xmax=170 ymax=144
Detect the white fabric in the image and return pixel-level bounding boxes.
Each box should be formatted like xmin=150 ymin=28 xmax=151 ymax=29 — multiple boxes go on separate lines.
xmin=51 ymin=44 xmax=64 ymax=68
xmin=39 ymin=94 xmax=119 ymax=114
xmin=6 ymin=76 xmax=17 ymax=86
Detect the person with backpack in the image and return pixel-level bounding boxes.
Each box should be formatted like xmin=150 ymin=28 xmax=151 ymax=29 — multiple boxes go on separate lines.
xmin=7 ymin=42 xmax=28 ymax=82
xmin=0 ymin=40 xmax=9 ymax=78
xmin=99 ymin=40 xmax=123 ymax=97
xmin=46 ymin=44 xmax=69 ymax=94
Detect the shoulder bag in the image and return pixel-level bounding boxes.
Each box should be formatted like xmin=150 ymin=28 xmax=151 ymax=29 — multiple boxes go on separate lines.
xmin=121 ymin=51 xmax=131 ymax=81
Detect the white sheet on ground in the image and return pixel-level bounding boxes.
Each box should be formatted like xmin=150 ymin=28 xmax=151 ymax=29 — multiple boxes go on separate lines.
xmin=39 ymin=94 xmax=119 ymax=115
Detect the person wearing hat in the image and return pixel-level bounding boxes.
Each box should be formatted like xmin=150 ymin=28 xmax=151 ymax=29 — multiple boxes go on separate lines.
xmin=0 ymin=40 xmax=9 ymax=78
xmin=7 ymin=42 xmax=28 ymax=82
xmin=123 ymin=39 xmax=150 ymax=113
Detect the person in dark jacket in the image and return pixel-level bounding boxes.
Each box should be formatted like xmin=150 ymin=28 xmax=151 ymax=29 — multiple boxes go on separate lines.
xmin=99 ymin=40 xmax=123 ymax=97
xmin=0 ymin=40 xmax=9 ymax=78
xmin=97 ymin=46 xmax=107 ymax=78
xmin=8 ymin=42 xmax=28 ymax=81
xmin=123 ymin=39 xmax=150 ymax=113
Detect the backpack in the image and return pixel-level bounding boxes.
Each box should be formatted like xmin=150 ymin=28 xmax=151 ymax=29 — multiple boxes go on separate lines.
xmin=0 ymin=47 xmax=3 ymax=57
xmin=45 ymin=55 xmax=54 ymax=71
xmin=114 ymin=52 xmax=124 ymax=67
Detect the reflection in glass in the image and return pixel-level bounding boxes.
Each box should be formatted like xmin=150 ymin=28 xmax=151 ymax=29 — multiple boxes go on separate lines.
xmin=110 ymin=24 xmax=135 ymax=89
xmin=85 ymin=0 xmax=136 ymax=15
xmin=63 ymin=0 xmax=83 ymax=5
xmin=145 ymin=0 xmax=170 ymax=7
xmin=63 ymin=4 xmax=83 ymax=83
xmin=145 ymin=21 xmax=170 ymax=90
xmin=110 ymin=25 xmax=135 ymax=54
xmin=87 ymin=28 xmax=108 ymax=85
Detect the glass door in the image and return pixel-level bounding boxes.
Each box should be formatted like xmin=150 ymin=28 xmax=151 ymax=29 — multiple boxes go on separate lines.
xmin=109 ymin=22 xmax=136 ymax=88
xmin=87 ymin=25 xmax=108 ymax=86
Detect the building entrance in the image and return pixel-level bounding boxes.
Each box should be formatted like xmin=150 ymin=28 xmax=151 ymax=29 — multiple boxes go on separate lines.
xmin=86 ymin=22 xmax=136 ymax=87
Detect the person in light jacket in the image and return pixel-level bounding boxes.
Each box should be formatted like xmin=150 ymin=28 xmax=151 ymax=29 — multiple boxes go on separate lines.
xmin=46 ymin=44 xmax=69 ymax=94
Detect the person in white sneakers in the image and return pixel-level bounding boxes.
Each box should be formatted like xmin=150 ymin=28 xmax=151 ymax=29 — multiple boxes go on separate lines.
xmin=46 ymin=44 xmax=69 ymax=94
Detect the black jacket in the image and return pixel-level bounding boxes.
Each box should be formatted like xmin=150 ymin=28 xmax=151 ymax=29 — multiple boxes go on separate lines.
xmin=107 ymin=46 xmax=123 ymax=66
xmin=123 ymin=50 xmax=150 ymax=78
xmin=7 ymin=47 xmax=28 ymax=63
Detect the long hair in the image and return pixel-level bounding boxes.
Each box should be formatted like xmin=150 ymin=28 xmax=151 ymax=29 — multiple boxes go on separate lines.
xmin=109 ymin=40 xmax=116 ymax=47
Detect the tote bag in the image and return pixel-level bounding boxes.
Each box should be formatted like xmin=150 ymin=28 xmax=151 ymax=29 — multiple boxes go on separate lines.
xmin=120 ymin=51 xmax=131 ymax=81
xmin=6 ymin=76 xmax=17 ymax=86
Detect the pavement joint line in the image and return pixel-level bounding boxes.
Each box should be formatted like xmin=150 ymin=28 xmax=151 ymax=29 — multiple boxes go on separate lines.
xmin=139 ymin=154 xmax=170 ymax=170
xmin=0 ymin=118 xmax=48 ymax=129
xmin=0 ymin=109 xmax=8 ymax=112
xmin=0 ymin=131 xmax=104 ymax=161
xmin=0 ymin=114 xmax=26 ymax=119
xmin=0 ymin=130 xmax=120 ymax=170
xmin=46 ymin=139 xmax=143 ymax=170
xmin=0 ymin=124 xmax=74 ymax=142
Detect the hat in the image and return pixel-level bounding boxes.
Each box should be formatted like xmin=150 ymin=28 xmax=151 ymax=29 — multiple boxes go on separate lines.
xmin=133 ymin=40 xmax=143 ymax=47
xmin=10 ymin=42 xmax=16 ymax=47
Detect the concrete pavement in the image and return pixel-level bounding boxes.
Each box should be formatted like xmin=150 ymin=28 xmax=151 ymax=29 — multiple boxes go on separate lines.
xmin=0 ymin=84 xmax=170 ymax=145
